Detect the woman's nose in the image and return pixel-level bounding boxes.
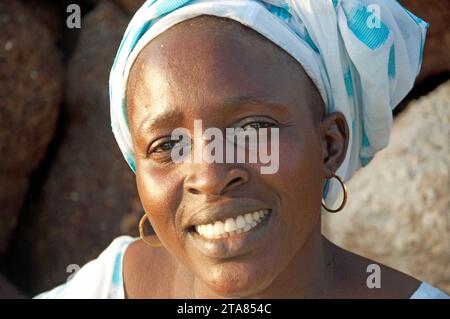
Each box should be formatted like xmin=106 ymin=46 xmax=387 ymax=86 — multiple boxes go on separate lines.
xmin=184 ymin=164 xmax=250 ymax=196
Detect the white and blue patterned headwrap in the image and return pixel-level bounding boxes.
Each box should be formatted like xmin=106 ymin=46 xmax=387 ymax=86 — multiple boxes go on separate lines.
xmin=109 ymin=0 xmax=428 ymax=208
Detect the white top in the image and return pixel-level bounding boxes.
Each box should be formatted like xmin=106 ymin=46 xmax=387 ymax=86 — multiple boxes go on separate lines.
xmin=34 ymin=236 xmax=449 ymax=299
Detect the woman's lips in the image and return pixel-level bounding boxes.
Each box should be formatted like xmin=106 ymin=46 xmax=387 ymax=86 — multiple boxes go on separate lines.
xmin=188 ymin=209 xmax=274 ymax=259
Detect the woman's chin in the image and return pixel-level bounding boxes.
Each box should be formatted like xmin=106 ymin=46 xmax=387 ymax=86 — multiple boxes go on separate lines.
xmin=199 ymin=261 xmax=275 ymax=298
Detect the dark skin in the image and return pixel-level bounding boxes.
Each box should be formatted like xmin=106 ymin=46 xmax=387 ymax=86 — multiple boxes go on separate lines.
xmin=123 ymin=16 xmax=421 ymax=298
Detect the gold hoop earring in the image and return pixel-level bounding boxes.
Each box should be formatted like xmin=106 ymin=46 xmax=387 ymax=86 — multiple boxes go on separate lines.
xmin=139 ymin=214 xmax=162 ymax=248
xmin=321 ymin=173 xmax=348 ymax=213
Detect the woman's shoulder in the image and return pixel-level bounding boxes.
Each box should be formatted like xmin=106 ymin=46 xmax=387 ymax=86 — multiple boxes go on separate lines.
xmin=33 ymin=235 xmax=138 ymax=299
xmin=330 ymin=242 xmax=448 ymax=299
xmin=328 ymin=241 xmax=420 ymax=299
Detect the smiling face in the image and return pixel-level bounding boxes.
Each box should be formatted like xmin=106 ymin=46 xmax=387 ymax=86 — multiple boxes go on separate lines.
xmin=126 ymin=16 xmax=348 ymax=297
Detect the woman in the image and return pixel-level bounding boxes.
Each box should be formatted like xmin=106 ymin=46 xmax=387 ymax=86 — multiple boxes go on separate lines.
xmin=35 ymin=0 xmax=448 ymax=298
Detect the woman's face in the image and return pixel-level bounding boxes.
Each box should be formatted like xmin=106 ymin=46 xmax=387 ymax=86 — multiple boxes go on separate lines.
xmin=126 ymin=17 xmax=348 ymax=297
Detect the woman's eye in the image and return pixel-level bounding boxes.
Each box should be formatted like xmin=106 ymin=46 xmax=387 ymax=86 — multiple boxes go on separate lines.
xmin=152 ymin=140 xmax=177 ymax=153
xmin=147 ymin=140 xmax=178 ymax=159
xmin=147 ymin=138 xmax=191 ymax=164
xmin=242 ymin=121 xmax=275 ymax=131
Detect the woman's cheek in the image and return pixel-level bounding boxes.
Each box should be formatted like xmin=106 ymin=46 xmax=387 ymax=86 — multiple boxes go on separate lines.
xmin=272 ymin=132 xmax=323 ymax=209
xmin=275 ymin=130 xmax=317 ymax=178
xmin=136 ymin=164 xmax=182 ymax=224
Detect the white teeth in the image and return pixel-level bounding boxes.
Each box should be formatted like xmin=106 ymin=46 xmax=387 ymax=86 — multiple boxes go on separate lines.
xmin=195 ymin=209 xmax=270 ymax=239
xmin=236 ymin=215 xmax=246 ymax=229
xmin=213 ymin=221 xmax=225 ymax=236
xmin=224 ymin=218 xmax=237 ymax=232
xmin=205 ymin=224 xmax=214 ymax=238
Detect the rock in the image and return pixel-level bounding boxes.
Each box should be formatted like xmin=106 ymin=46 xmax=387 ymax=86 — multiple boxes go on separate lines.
xmin=0 ymin=274 xmax=26 ymax=299
xmin=400 ymin=0 xmax=450 ymax=84
xmin=106 ymin=0 xmax=144 ymax=15
xmin=10 ymin=2 xmax=143 ymax=294
xmin=21 ymin=0 xmax=64 ymax=41
xmin=323 ymin=80 xmax=450 ymax=293
xmin=0 ymin=1 xmax=62 ymax=257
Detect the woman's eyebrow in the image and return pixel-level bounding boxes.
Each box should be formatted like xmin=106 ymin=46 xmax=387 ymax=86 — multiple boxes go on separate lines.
xmin=138 ymin=110 xmax=184 ymax=134
xmin=222 ymin=95 xmax=289 ymax=111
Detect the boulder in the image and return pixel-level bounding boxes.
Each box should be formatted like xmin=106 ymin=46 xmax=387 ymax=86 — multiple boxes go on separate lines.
xmin=106 ymin=0 xmax=144 ymax=15
xmin=11 ymin=2 xmax=142 ymax=294
xmin=0 ymin=0 xmax=62 ymax=258
xmin=400 ymin=0 xmax=450 ymax=84
xmin=0 ymin=274 xmax=26 ymax=299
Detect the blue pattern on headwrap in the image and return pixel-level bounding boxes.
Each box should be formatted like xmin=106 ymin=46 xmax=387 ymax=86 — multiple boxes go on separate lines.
xmin=265 ymin=3 xmax=291 ymax=21
xmin=344 ymin=5 xmax=390 ymax=50
xmin=388 ymin=45 xmax=396 ymax=78
xmin=112 ymin=251 xmax=123 ymax=286
xmin=154 ymin=0 xmax=192 ymax=15
xmin=360 ymin=123 xmax=373 ymax=167
xmin=344 ymin=69 xmax=354 ymax=97
xmin=304 ymin=28 xmax=319 ymax=53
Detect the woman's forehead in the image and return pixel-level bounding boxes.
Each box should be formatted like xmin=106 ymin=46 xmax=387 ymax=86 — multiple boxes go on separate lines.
xmin=126 ymin=16 xmax=320 ymax=124
xmin=130 ymin=16 xmax=301 ymax=78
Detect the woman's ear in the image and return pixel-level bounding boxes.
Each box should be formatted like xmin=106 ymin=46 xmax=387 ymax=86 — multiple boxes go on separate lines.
xmin=318 ymin=112 xmax=349 ymax=178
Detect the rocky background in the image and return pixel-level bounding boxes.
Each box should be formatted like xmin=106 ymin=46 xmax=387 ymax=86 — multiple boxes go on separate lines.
xmin=0 ymin=0 xmax=449 ymax=298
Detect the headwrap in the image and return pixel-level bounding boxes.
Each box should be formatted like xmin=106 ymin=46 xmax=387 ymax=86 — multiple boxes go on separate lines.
xmin=109 ymin=0 xmax=428 ymax=208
